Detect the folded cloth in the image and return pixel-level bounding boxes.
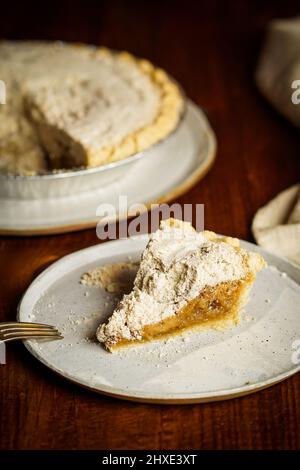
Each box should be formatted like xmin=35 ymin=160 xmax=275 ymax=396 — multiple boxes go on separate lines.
xmin=252 ymin=184 xmax=300 ymax=265
xmin=256 ymin=16 xmax=300 ymax=128
xmin=254 ymin=17 xmax=300 ymax=264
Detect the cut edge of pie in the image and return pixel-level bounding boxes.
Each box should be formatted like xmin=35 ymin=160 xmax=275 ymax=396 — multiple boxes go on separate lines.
xmin=96 ymin=219 xmax=266 ymax=352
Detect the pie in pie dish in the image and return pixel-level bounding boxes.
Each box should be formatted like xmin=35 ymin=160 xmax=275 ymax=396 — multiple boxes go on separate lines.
xmin=97 ymin=218 xmax=266 ymax=351
xmin=0 ymin=41 xmax=184 ymax=175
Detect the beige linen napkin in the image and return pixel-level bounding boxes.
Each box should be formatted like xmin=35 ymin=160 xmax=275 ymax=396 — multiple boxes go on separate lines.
xmin=253 ymin=17 xmax=300 ymax=265
xmin=252 ymin=184 xmax=300 ymax=265
xmin=256 ymin=16 xmax=300 ymax=128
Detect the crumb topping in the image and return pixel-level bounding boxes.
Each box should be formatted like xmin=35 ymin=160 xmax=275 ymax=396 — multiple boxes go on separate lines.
xmin=80 ymin=262 xmax=139 ymax=295
xmin=97 ymin=219 xmax=266 ymax=348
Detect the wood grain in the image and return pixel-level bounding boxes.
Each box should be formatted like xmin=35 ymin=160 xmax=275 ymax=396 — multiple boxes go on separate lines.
xmin=0 ymin=0 xmax=300 ymax=450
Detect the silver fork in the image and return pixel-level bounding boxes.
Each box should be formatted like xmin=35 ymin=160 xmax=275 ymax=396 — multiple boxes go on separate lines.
xmin=0 ymin=322 xmax=63 ymax=342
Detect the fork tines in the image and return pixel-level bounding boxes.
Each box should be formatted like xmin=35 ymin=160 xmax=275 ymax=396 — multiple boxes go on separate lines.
xmin=0 ymin=322 xmax=63 ymax=342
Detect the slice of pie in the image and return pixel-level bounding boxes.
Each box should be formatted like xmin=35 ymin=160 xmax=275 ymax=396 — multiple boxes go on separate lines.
xmin=97 ymin=219 xmax=266 ymax=351
xmin=0 ymin=41 xmax=184 ymax=174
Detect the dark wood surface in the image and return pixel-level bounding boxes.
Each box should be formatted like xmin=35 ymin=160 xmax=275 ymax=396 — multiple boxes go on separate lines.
xmin=1 ymin=0 xmax=300 ymax=450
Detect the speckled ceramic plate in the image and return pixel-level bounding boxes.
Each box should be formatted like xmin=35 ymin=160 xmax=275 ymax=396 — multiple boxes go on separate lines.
xmin=0 ymin=101 xmax=216 ymax=236
xmin=17 ymin=236 xmax=300 ymax=403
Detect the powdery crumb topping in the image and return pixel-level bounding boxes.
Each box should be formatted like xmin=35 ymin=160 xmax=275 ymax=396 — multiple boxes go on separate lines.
xmin=80 ymin=262 xmax=139 ymax=295
xmin=0 ymin=41 xmax=184 ymax=173
xmin=97 ymin=219 xmax=266 ymax=349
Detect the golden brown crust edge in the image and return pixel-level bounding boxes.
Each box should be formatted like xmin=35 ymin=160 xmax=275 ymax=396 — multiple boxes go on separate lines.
xmin=84 ymin=47 xmax=185 ymax=167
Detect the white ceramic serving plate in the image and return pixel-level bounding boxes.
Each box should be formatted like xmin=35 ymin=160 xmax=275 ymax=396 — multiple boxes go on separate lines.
xmin=0 ymin=101 xmax=216 ymax=235
xmin=18 ymin=236 xmax=300 ymax=404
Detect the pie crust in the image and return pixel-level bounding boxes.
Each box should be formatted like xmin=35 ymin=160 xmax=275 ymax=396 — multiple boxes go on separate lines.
xmin=0 ymin=41 xmax=184 ymax=174
xmin=97 ymin=219 xmax=266 ymax=351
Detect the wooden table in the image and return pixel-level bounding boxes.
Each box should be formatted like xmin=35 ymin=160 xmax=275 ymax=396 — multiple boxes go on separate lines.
xmin=1 ymin=0 xmax=300 ymax=450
